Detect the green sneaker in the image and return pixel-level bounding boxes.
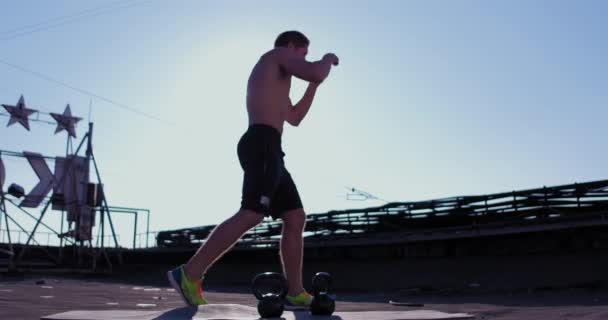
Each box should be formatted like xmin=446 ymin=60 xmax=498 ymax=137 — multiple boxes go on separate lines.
xmin=286 ymin=291 xmax=313 ymax=307
xmin=167 ymin=265 xmax=208 ymax=306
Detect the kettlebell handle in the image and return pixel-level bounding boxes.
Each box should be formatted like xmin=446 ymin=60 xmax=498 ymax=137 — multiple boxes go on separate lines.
xmin=312 ymin=272 xmax=332 ymax=295
xmin=252 ymin=272 xmax=288 ymax=300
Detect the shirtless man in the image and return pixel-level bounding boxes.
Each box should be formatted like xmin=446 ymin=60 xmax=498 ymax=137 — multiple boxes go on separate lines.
xmin=167 ymin=31 xmax=339 ymax=307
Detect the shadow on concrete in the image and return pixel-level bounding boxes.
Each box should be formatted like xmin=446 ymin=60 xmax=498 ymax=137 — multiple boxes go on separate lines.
xmin=152 ymin=307 xmax=197 ymax=319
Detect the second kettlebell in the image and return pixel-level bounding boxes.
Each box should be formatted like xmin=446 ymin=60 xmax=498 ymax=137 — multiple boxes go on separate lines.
xmin=310 ymin=272 xmax=335 ymax=316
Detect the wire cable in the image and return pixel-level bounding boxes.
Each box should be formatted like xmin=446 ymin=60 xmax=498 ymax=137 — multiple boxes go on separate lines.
xmin=0 ymin=0 xmax=153 ymax=41
xmin=0 ymin=58 xmax=173 ymax=125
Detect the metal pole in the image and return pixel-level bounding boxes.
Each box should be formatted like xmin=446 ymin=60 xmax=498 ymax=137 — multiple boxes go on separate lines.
xmin=73 ymin=133 xmax=89 ymax=156
xmin=66 ymin=133 xmax=70 ymax=159
xmin=101 ymin=207 xmax=105 ymax=248
xmin=62 ymin=130 xmax=69 ymax=257
xmin=92 ymin=154 xmax=120 ymax=248
xmin=85 ymin=122 xmax=105 ymax=253
xmin=2 ymin=199 xmax=12 ymax=247
xmin=133 ymin=211 xmax=138 ymax=249
xmin=100 ymin=189 xmax=118 ymax=247
xmin=87 ymin=122 xmax=121 ymax=249
xmin=146 ymin=210 xmax=150 ymax=248
xmin=86 ymin=123 xmax=93 ymax=158
xmin=59 ymin=210 xmax=64 ymax=260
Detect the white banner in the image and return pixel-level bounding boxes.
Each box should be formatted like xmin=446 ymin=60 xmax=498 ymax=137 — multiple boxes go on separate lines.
xmin=53 ymin=156 xmax=90 ymax=219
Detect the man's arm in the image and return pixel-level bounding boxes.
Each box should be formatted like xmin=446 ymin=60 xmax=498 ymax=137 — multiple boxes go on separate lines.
xmin=275 ymin=48 xmax=334 ymax=83
xmin=286 ymin=82 xmax=319 ymax=127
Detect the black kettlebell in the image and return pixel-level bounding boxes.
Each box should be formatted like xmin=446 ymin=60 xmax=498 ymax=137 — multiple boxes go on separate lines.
xmin=310 ymin=272 xmax=335 ymax=316
xmin=252 ymin=272 xmax=288 ymax=318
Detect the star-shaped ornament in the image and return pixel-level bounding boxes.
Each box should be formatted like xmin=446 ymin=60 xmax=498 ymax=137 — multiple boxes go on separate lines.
xmin=50 ymin=104 xmax=82 ymax=138
xmin=2 ymin=95 xmax=38 ymax=131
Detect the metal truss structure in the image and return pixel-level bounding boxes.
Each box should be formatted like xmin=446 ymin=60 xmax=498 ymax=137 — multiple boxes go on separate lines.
xmin=0 ymin=123 xmax=124 ymax=272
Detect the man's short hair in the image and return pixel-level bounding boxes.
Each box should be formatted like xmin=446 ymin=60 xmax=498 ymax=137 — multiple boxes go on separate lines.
xmin=274 ymin=31 xmax=309 ymax=48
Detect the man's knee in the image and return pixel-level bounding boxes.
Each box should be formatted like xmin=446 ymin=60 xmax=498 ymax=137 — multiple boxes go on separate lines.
xmin=282 ymin=208 xmax=306 ymax=232
xmin=236 ymin=208 xmax=265 ymax=226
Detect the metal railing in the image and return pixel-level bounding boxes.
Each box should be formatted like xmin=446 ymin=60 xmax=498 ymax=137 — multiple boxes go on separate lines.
xmin=0 ymin=205 xmax=149 ymax=249
xmin=156 ymin=179 xmax=608 ymax=248
xmin=0 ymin=229 xmax=119 ymax=247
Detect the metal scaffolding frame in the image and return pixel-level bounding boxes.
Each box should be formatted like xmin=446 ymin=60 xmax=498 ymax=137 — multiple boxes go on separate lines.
xmin=0 ymin=123 xmax=128 ymax=271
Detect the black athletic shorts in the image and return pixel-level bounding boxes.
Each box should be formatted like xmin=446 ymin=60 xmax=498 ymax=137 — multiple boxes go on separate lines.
xmin=237 ymin=124 xmax=303 ymax=220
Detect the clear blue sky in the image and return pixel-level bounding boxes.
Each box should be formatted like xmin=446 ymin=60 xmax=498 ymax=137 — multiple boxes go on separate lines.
xmin=0 ymin=0 xmax=606 ymax=247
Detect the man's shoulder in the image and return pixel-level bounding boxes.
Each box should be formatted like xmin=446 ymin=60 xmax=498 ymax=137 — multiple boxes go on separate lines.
xmin=262 ymin=48 xmax=291 ymax=63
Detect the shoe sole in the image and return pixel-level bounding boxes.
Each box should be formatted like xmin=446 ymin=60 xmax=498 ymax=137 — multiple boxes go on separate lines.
xmin=285 ymin=305 xmax=309 ymax=310
xmin=166 ymin=270 xmax=193 ymax=307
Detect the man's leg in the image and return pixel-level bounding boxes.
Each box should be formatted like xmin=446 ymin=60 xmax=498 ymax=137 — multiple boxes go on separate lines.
xmin=280 ymin=208 xmax=307 ymax=295
xmin=184 ymin=209 xmax=264 ymax=281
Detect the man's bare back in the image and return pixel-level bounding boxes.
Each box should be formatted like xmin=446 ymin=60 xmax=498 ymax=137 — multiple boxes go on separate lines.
xmin=246 ymin=46 xmax=339 ymax=134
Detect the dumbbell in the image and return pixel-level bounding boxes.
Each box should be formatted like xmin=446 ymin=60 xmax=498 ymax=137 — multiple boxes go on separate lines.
xmin=310 ymin=272 xmax=335 ymax=316
xmin=252 ymin=272 xmax=288 ymax=318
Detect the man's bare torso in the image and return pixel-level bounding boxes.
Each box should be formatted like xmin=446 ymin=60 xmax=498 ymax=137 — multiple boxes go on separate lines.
xmin=246 ymin=49 xmax=291 ymax=134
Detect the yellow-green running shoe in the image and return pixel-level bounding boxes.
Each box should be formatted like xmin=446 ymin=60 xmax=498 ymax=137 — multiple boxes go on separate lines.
xmin=167 ymin=265 xmax=208 ymax=306
xmin=286 ymin=291 xmax=313 ymax=307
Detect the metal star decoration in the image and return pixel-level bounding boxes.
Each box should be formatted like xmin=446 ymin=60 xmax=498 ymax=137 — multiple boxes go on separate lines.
xmin=2 ymin=95 xmax=38 ymax=131
xmin=50 ymin=104 xmax=82 ymax=138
